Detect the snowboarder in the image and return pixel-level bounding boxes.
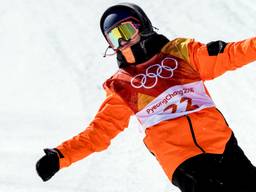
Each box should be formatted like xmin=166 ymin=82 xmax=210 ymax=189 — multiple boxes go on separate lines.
xmin=36 ymin=3 xmax=256 ymax=192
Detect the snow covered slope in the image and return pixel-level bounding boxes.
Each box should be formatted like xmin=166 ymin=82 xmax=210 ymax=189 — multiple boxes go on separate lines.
xmin=1 ymin=0 xmax=256 ymax=191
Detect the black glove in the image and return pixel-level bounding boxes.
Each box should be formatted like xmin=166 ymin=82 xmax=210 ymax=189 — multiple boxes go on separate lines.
xmin=36 ymin=148 xmax=62 ymax=182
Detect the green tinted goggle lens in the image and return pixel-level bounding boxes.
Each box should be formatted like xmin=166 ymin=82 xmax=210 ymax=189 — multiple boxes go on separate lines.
xmin=107 ymin=22 xmax=138 ymax=49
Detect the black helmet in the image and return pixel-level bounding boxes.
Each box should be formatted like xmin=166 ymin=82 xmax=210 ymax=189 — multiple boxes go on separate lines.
xmin=100 ymin=3 xmax=154 ymax=40
xmin=100 ymin=3 xmax=168 ymax=68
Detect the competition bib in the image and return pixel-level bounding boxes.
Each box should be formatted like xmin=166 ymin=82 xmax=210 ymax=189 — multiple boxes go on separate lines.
xmin=135 ymin=81 xmax=215 ymax=129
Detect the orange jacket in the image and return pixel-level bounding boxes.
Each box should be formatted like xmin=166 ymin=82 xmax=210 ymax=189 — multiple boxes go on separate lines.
xmin=57 ymin=37 xmax=256 ymax=181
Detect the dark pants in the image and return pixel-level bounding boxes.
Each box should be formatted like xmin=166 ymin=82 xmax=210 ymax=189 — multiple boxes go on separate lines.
xmin=172 ymin=134 xmax=256 ymax=192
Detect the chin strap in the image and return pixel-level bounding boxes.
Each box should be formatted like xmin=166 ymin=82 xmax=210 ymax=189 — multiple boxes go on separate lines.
xmin=117 ymin=33 xmax=169 ymax=68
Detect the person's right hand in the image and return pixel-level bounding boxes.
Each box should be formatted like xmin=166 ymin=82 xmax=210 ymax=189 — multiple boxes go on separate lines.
xmin=36 ymin=148 xmax=61 ymax=182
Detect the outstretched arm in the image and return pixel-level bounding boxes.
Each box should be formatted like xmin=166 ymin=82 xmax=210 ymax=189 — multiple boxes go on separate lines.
xmin=189 ymin=37 xmax=256 ymax=80
xmin=162 ymin=37 xmax=256 ymax=80
xmin=56 ymin=90 xmax=133 ymax=168
xmin=36 ymin=89 xmax=133 ymax=181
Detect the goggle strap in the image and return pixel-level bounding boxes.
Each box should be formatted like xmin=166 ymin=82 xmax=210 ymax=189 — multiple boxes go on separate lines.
xmin=153 ymin=26 xmax=159 ymax=31
xmin=103 ymin=45 xmax=111 ymax=57
xmin=103 ymin=45 xmax=117 ymax=57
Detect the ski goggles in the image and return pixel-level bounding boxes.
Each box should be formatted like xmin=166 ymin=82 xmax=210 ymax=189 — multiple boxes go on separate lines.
xmin=106 ymin=21 xmax=140 ymax=50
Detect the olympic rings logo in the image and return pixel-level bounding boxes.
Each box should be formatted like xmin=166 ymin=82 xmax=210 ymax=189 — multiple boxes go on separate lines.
xmin=130 ymin=57 xmax=178 ymax=89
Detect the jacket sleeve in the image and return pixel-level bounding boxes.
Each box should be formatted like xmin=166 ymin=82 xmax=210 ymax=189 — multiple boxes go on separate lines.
xmin=56 ymin=89 xmax=133 ymax=169
xmin=188 ymin=37 xmax=256 ymax=80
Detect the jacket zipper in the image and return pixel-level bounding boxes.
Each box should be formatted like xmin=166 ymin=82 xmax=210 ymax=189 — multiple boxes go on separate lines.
xmin=186 ymin=115 xmax=205 ymax=153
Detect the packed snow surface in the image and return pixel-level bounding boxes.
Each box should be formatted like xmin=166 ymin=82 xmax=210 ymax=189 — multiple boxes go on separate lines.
xmin=1 ymin=0 xmax=256 ymax=191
